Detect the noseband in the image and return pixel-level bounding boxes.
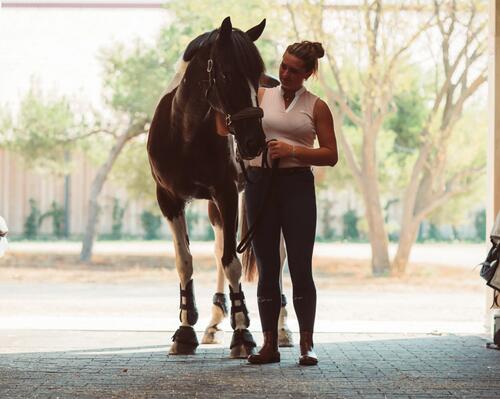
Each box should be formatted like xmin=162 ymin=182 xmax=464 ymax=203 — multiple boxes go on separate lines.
xmin=205 ymin=58 xmax=263 ymax=134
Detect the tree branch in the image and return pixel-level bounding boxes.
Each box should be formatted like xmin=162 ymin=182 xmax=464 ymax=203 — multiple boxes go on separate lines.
xmin=414 ymin=164 xmax=484 ymax=221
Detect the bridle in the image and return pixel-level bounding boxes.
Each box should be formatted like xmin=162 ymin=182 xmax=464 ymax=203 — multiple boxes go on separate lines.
xmin=204 ymin=56 xmax=264 ymax=147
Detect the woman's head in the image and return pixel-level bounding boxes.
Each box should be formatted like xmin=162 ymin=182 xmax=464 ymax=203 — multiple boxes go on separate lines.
xmin=279 ymin=41 xmax=324 ymax=91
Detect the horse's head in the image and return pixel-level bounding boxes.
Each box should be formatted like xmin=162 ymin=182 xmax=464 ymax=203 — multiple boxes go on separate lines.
xmin=203 ymin=17 xmax=267 ymax=160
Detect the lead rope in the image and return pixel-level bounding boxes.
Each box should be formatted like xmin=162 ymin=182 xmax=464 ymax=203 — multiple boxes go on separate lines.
xmin=237 ymin=139 xmax=279 ymax=254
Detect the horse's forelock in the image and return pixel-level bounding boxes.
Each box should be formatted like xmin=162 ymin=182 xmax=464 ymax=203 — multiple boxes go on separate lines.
xmin=217 ymin=29 xmax=265 ymax=86
xmin=229 ymin=30 xmax=264 ymax=85
xmin=183 ymin=30 xmax=217 ymax=62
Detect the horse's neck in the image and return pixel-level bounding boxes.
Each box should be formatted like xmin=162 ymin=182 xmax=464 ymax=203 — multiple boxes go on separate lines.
xmin=171 ymin=80 xmax=211 ymax=142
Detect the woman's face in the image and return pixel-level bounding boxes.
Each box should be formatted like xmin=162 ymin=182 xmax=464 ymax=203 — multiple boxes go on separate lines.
xmin=279 ymin=52 xmax=311 ymax=91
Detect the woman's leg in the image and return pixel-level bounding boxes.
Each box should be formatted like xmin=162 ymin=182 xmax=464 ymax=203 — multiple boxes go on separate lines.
xmin=245 ymin=171 xmax=282 ymax=363
xmin=279 ymin=171 xmax=317 ymax=332
xmin=279 ymin=171 xmax=318 ymax=365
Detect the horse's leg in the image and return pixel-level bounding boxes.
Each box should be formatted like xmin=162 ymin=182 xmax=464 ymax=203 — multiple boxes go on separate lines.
xmin=201 ymin=200 xmax=228 ymax=344
xmin=277 ymin=232 xmax=294 ymax=347
xmin=213 ymin=183 xmax=256 ymax=358
xmin=156 ymin=188 xmax=199 ymax=355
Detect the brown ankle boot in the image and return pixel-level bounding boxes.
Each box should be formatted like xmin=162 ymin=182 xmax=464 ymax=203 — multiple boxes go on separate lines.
xmin=299 ymin=331 xmax=318 ymax=365
xmin=248 ymin=331 xmax=280 ymax=364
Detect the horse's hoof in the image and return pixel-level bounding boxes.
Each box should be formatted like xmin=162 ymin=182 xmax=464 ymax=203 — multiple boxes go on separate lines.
xmin=278 ymin=327 xmax=294 ymax=347
xmin=201 ymin=326 xmax=224 ymax=345
xmin=170 ymin=326 xmax=199 ymax=355
xmin=229 ymin=329 xmax=256 ymax=358
xmin=230 ymin=343 xmax=255 ymax=359
xmin=169 ymin=341 xmax=197 ymax=355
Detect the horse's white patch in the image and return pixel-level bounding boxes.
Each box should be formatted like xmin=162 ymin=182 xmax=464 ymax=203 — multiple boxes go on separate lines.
xmin=247 ymin=79 xmax=257 ymax=107
xmin=213 ymin=224 xmax=225 ymax=293
xmin=168 ymin=215 xmax=193 ymax=326
xmin=224 ymin=256 xmax=242 ymax=287
xmin=279 ymin=232 xmax=286 ymax=290
xmin=165 ymin=57 xmax=190 ymax=94
xmin=224 ymin=257 xmax=248 ymax=329
xmin=168 ymin=215 xmax=193 ymax=287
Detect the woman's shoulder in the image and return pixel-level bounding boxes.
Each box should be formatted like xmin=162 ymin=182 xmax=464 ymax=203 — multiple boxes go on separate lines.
xmin=300 ymin=88 xmax=321 ymax=111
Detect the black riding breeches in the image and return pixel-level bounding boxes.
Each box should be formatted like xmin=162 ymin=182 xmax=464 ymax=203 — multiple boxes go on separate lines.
xmin=245 ymin=167 xmax=317 ymax=333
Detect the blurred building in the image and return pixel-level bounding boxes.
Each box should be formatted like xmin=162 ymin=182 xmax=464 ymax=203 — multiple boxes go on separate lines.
xmin=0 ymin=1 xmax=168 ymax=237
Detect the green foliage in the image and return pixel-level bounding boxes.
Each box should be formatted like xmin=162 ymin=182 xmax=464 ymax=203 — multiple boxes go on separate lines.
xmin=342 ymin=209 xmax=360 ymax=240
xmin=427 ymin=223 xmax=442 ymax=242
xmin=475 ymin=209 xmax=486 ymax=241
xmin=24 ymin=199 xmax=41 ymax=239
xmin=99 ymin=41 xmax=169 ymax=119
xmin=111 ymin=198 xmax=126 ymax=240
xmin=161 ymin=0 xmax=283 ymax=74
xmin=141 ymin=210 xmax=162 ymax=240
xmin=5 ymin=84 xmax=77 ymax=175
xmin=50 ymin=201 xmax=65 ymax=238
xmin=385 ymin=82 xmax=427 ymax=159
xmin=111 ymin=137 xmax=157 ymax=206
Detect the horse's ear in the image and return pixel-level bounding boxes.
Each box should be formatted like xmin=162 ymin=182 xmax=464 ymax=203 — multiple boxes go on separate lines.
xmin=246 ymin=19 xmax=266 ymax=42
xmin=219 ymin=16 xmax=232 ymax=43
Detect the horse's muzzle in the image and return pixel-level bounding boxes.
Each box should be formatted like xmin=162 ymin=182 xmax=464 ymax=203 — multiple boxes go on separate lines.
xmin=238 ymin=137 xmax=265 ymax=160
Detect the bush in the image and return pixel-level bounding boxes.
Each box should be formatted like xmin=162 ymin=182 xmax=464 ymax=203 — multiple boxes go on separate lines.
xmin=342 ymin=209 xmax=360 ymax=240
xmin=111 ymin=198 xmax=126 ymax=239
xmin=24 ymin=198 xmax=41 ymax=239
xmin=474 ymin=209 xmax=486 ymax=241
xmin=39 ymin=201 xmax=65 ymax=238
xmin=141 ymin=210 xmax=162 ymax=240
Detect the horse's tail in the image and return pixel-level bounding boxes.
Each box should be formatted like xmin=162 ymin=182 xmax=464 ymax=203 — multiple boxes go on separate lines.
xmin=240 ymin=193 xmax=258 ymax=282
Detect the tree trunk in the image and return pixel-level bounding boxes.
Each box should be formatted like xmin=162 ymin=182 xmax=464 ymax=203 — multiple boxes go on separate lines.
xmin=80 ymin=132 xmax=132 ymax=262
xmin=392 ymin=219 xmax=420 ymax=275
xmin=362 ymin=187 xmax=391 ymax=275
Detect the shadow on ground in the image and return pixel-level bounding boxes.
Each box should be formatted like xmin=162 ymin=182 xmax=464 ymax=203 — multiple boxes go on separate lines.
xmin=0 ymin=331 xmax=499 ymax=398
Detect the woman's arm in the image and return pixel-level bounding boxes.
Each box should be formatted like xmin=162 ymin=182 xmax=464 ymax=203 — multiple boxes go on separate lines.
xmin=267 ymin=99 xmax=338 ymax=167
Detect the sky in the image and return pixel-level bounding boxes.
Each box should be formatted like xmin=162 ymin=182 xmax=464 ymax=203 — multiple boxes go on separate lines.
xmin=0 ymin=3 xmax=169 ymax=112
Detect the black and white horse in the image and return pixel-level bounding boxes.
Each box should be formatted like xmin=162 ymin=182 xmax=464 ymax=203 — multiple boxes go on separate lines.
xmin=148 ymin=17 xmax=269 ymax=357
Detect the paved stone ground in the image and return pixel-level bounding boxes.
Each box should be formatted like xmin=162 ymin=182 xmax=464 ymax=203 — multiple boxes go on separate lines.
xmin=0 ymin=330 xmax=499 ymax=398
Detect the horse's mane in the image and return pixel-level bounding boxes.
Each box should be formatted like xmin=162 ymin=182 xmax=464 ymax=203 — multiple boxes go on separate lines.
xmin=183 ymin=28 xmax=265 ymax=84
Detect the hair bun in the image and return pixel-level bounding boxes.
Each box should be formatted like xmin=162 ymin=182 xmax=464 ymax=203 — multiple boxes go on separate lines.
xmin=312 ymin=42 xmax=325 ymax=59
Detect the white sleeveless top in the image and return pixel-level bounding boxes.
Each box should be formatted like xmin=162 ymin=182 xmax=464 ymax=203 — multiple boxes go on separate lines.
xmin=249 ymin=86 xmax=319 ymax=168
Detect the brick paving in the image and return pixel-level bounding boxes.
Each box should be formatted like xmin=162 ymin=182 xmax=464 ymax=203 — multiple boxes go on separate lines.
xmin=0 ymin=330 xmax=499 ymax=398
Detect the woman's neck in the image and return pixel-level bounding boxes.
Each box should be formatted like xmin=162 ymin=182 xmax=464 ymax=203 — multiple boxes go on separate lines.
xmin=282 ymin=86 xmax=302 ymax=102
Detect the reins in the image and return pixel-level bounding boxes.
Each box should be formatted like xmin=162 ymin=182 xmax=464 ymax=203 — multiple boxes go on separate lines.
xmin=236 ymin=139 xmax=279 ymax=254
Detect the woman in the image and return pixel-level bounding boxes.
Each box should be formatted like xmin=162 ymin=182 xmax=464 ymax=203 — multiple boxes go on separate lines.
xmin=246 ymin=41 xmax=338 ymax=365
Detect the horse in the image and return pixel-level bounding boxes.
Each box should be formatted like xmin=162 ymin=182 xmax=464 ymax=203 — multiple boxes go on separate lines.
xmin=147 ymin=17 xmax=269 ymax=358
xmin=0 ymin=216 xmax=8 ymax=258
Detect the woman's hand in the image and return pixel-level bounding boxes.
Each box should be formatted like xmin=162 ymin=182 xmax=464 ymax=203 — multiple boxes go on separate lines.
xmin=267 ymin=140 xmax=294 ymax=159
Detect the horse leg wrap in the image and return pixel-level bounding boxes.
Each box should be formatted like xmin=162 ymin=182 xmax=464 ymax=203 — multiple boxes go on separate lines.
xmin=171 ymin=326 xmax=199 ymax=354
xmin=230 ymin=328 xmax=256 ymax=350
xmin=229 ymin=284 xmax=250 ymax=330
xmin=179 ymin=279 xmax=199 ymax=325
xmin=212 ymin=292 xmax=228 ymax=317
